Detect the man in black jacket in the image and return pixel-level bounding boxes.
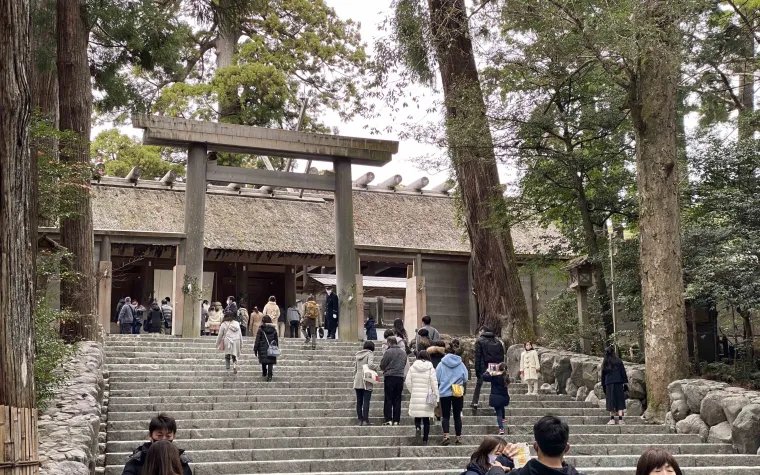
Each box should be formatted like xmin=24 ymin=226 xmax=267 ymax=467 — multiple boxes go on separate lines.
xmin=324 ymin=285 xmax=339 ymax=339
xmin=471 ymin=327 xmax=505 ymax=408
xmin=507 ymin=416 xmax=586 ymax=475
xmin=121 ymin=414 xmax=192 ymax=475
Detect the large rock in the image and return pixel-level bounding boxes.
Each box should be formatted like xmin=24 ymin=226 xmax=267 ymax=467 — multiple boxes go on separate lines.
xmin=539 ymin=383 xmax=553 ymax=395
xmin=553 ymin=356 xmax=571 ymax=395
xmin=566 ymin=380 xmax=579 ymax=398
xmin=676 ymin=414 xmax=710 ymax=442
xmin=708 ymin=421 xmax=733 ymax=444
xmin=722 ymin=396 xmax=750 ymax=425
xmin=627 ymin=369 xmax=647 ymax=400
xmin=731 ymin=404 xmax=760 ymax=454
xmin=701 ymin=391 xmax=729 ymax=426
xmin=665 ymin=411 xmax=676 ymax=432
xmin=684 ymin=380 xmax=712 ymax=413
xmin=593 ymin=382 xmax=604 ymax=401
xmin=585 ymin=391 xmax=599 ymax=406
xmin=671 ymin=399 xmax=690 ymax=422
xmin=506 ymin=344 xmax=524 ymax=381
xmin=569 ymin=357 xmax=585 ymax=388
xmin=626 ymin=399 xmax=643 ymax=417
xmin=576 ymin=386 xmax=589 ymax=402
xmin=540 ymin=353 xmax=556 ymax=385
xmin=582 ymin=360 xmax=600 ymax=390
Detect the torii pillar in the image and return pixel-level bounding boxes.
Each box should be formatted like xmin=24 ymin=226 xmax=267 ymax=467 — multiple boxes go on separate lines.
xmin=335 ymin=160 xmax=360 ymax=341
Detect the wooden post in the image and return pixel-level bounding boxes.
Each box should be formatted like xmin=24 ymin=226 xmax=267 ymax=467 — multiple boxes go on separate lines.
xmin=182 ymin=143 xmax=208 ymax=338
xmin=284 ymin=265 xmax=297 ymax=308
xmin=577 ymin=287 xmax=591 ymax=353
xmin=334 ymin=160 xmax=359 ymax=341
xmin=97 ymin=235 xmax=112 ymax=334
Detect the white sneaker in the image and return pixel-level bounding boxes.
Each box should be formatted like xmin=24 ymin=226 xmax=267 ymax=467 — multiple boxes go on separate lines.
xmin=233 ymin=363 xmax=238 ymax=375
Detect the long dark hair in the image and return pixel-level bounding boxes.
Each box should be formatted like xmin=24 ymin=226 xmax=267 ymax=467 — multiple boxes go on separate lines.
xmin=141 ymin=440 xmax=182 ymax=475
xmin=603 ymin=346 xmax=622 ymax=372
xmin=635 ymin=449 xmax=683 ymax=475
xmin=469 ymin=436 xmax=505 ymax=472
xmin=497 ymin=363 xmax=510 ymax=386
xmin=393 ymin=318 xmax=407 ymax=341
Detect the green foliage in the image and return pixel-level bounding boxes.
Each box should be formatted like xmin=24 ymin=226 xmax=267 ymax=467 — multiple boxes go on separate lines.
xmin=91 ymin=129 xmax=184 ymax=179
xmin=684 ymin=138 xmax=760 ymax=315
xmin=537 ymin=290 xmax=607 ymax=354
xmin=390 ymin=0 xmax=435 ymax=86
xmin=34 ymin=301 xmax=77 ymax=410
xmin=701 ymin=361 xmax=760 ymax=389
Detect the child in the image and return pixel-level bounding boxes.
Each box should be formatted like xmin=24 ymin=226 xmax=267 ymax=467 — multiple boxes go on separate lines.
xmin=364 ymin=314 xmax=377 ymax=341
xmin=216 ymin=313 xmax=243 ymax=374
xmin=121 ymin=414 xmax=192 ymax=475
xmin=520 ymin=342 xmax=540 ymax=396
xmin=482 ymin=362 xmax=510 ymax=435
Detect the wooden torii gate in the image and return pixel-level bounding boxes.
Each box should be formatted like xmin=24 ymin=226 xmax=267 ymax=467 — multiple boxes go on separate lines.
xmin=132 ymin=115 xmax=398 ymax=340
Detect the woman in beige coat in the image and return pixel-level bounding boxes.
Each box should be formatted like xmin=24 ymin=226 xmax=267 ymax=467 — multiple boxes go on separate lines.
xmin=353 ymin=341 xmax=378 ymax=425
xmin=206 ymin=302 xmax=224 ymax=335
xmin=263 ymin=296 xmax=281 ymax=332
xmin=248 ymin=306 xmax=263 ymax=337
xmin=520 ymin=342 xmax=540 ymax=395
xmin=216 ymin=314 xmax=242 ymax=374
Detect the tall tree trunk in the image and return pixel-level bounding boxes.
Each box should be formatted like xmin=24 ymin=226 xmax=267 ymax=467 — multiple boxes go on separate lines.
xmin=737 ymin=19 xmax=755 ymax=141
xmin=57 ymin=0 xmax=96 ymax=341
xmin=427 ymin=0 xmax=534 ymax=344
xmin=0 ymin=0 xmax=40 ymax=470
xmin=576 ymin=184 xmax=613 ymax=337
xmin=216 ymin=1 xmax=241 ymax=122
xmin=737 ymin=308 xmax=755 ymax=362
xmin=629 ymin=0 xmax=689 ymax=423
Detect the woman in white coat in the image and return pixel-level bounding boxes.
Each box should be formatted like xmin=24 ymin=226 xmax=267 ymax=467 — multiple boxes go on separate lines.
xmin=216 ymin=314 xmax=243 ymax=374
xmin=405 ymin=350 xmax=439 ymax=445
xmin=520 ymin=342 xmax=540 ymax=395
xmin=206 ymin=302 xmax=224 ymax=335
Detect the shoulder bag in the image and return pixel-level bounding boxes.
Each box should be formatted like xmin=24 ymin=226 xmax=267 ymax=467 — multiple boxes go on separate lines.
xmin=363 ymin=364 xmax=379 ymax=384
xmin=264 ymin=332 xmax=281 ymax=357
xmin=426 ymin=370 xmax=437 ymax=406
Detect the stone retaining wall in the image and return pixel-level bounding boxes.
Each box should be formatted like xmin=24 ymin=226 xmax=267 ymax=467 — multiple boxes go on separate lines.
xmin=668 ymin=378 xmax=760 ymax=454
xmin=39 ymin=342 xmax=106 ymax=475
xmin=505 ymin=345 xmax=648 ymax=416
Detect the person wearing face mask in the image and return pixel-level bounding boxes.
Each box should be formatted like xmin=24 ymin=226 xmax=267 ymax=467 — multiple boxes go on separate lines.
xmin=324 ymin=285 xmax=339 ymax=339
xmin=508 ymin=415 xmax=587 ymax=475
xmin=121 ymin=414 xmax=192 ymax=475
xmin=634 ymin=448 xmax=683 ymax=475
xmin=462 ymin=436 xmax=515 ymax=475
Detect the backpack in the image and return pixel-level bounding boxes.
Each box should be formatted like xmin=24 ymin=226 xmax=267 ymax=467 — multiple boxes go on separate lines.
xmin=305 ymin=301 xmax=319 ymax=319
xmin=237 ymin=308 xmax=249 ymax=327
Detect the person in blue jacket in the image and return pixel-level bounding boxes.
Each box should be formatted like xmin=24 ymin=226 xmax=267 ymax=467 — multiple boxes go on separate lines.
xmin=482 ymin=362 xmax=511 ymax=435
xmin=436 ymin=345 xmax=469 ymax=446
xmin=364 ymin=314 xmax=377 ymax=340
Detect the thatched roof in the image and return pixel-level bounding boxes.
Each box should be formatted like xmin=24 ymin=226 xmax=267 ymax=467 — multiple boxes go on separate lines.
xmin=91 ymin=185 xmax=569 ymax=256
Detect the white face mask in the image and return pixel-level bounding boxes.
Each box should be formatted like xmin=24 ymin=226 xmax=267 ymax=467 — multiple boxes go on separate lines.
xmin=326 ymin=289 xmax=332 ymax=295
xmin=488 ymin=454 xmax=497 ymax=465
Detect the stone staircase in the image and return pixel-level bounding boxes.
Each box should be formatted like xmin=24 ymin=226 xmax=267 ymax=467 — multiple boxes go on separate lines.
xmin=102 ymin=335 xmax=760 ymax=475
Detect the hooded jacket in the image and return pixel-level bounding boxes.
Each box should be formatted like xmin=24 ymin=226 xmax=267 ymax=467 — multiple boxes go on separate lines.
xmin=475 ymin=331 xmax=505 ymax=375
xmin=353 ymin=349 xmax=377 ymax=390
xmin=436 ymin=353 xmax=469 ymax=398
xmin=405 ymin=359 xmax=439 ymax=418
xmin=380 ymin=344 xmax=407 ymax=378
xmin=254 ymin=324 xmax=279 ymax=365
xmin=216 ymin=320 xmax=243 ymax=358
xmin=121 ymin=441 xmax=192 ymax=475
xmin=520 ymin=349 xmax=540 ymax=381
xmin=510 ymin=459 xmax=584 ymax=475
xmin=118 ymin=303 xmax=134 ymax=325
xmin=161 ymin=303 xmax=173 ymax=328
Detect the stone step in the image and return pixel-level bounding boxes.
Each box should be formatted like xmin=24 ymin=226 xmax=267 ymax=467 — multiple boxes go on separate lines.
xmin=102 ymin=454 xmax=760 ymax=475
xmin=104 ymin=443 xmax=734 ymax=466
xmin=104 ymin=424 xmax=669 ymax=441
xmin=106 ymin=388 xmax=575 ymax=401
xmin=105 ymin=407 xmax=613 ymax=422
xmin=106 ymin=401 xmax=597 ymax=412
xmin=105 ymin=371 xmax=513 ymax=381
xmin=105 ymin=433 xmax=705 ymax=452
xmin=101 ymin=469 xmax=760 ymax=475
xmin=108 ymin=382 xmax=531 ymax=391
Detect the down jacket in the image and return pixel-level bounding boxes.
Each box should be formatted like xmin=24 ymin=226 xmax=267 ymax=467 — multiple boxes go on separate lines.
xmin=520 ymin=349 xmax=540 ymax=381
xmin=216 ymin=320 xmax=243 ymax=358
xmin=404 ymin=360 xmax=439 ymax=418
xmin=254 ymin=324 xmax=279 ymax=365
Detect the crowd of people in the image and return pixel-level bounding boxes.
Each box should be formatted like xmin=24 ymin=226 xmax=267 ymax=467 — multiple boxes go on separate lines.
xmin=123 ymin=414 xmax=682 ymax=475
xmin=115 ymin=296 xmax=174 ymax=334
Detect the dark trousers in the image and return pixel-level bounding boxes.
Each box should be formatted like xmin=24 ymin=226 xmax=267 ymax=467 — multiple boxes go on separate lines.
xmin=441 ymin=396 xmax=464 ymax=436
xmin=262 ymin=363 xmax=274 ymax=377
xmin=471 ymin=376 xmax=486 ymax=406
xmin=120 ymin=323 xmax=132 ymax=334
xmin=355 ymin=388 xmax=372 ymax=421
xmin=132 ymin=321 xmax=141 ymax=334
xmin=414 ymin=417 xmax=431 ymax=442
xmin=383 ymin=376 xmax=404 ymax=423
xmin=289 ymin=321 xmax=300 ymax=338
xmin=495 ymin=406 xmax=506 ymax=430
xmin=326 ymin=318 xmax=338 ymax=338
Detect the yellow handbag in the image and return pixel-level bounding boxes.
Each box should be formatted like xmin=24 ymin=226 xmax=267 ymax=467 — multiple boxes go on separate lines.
xmin=451 ymin=383 xmax=464 ymax=398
